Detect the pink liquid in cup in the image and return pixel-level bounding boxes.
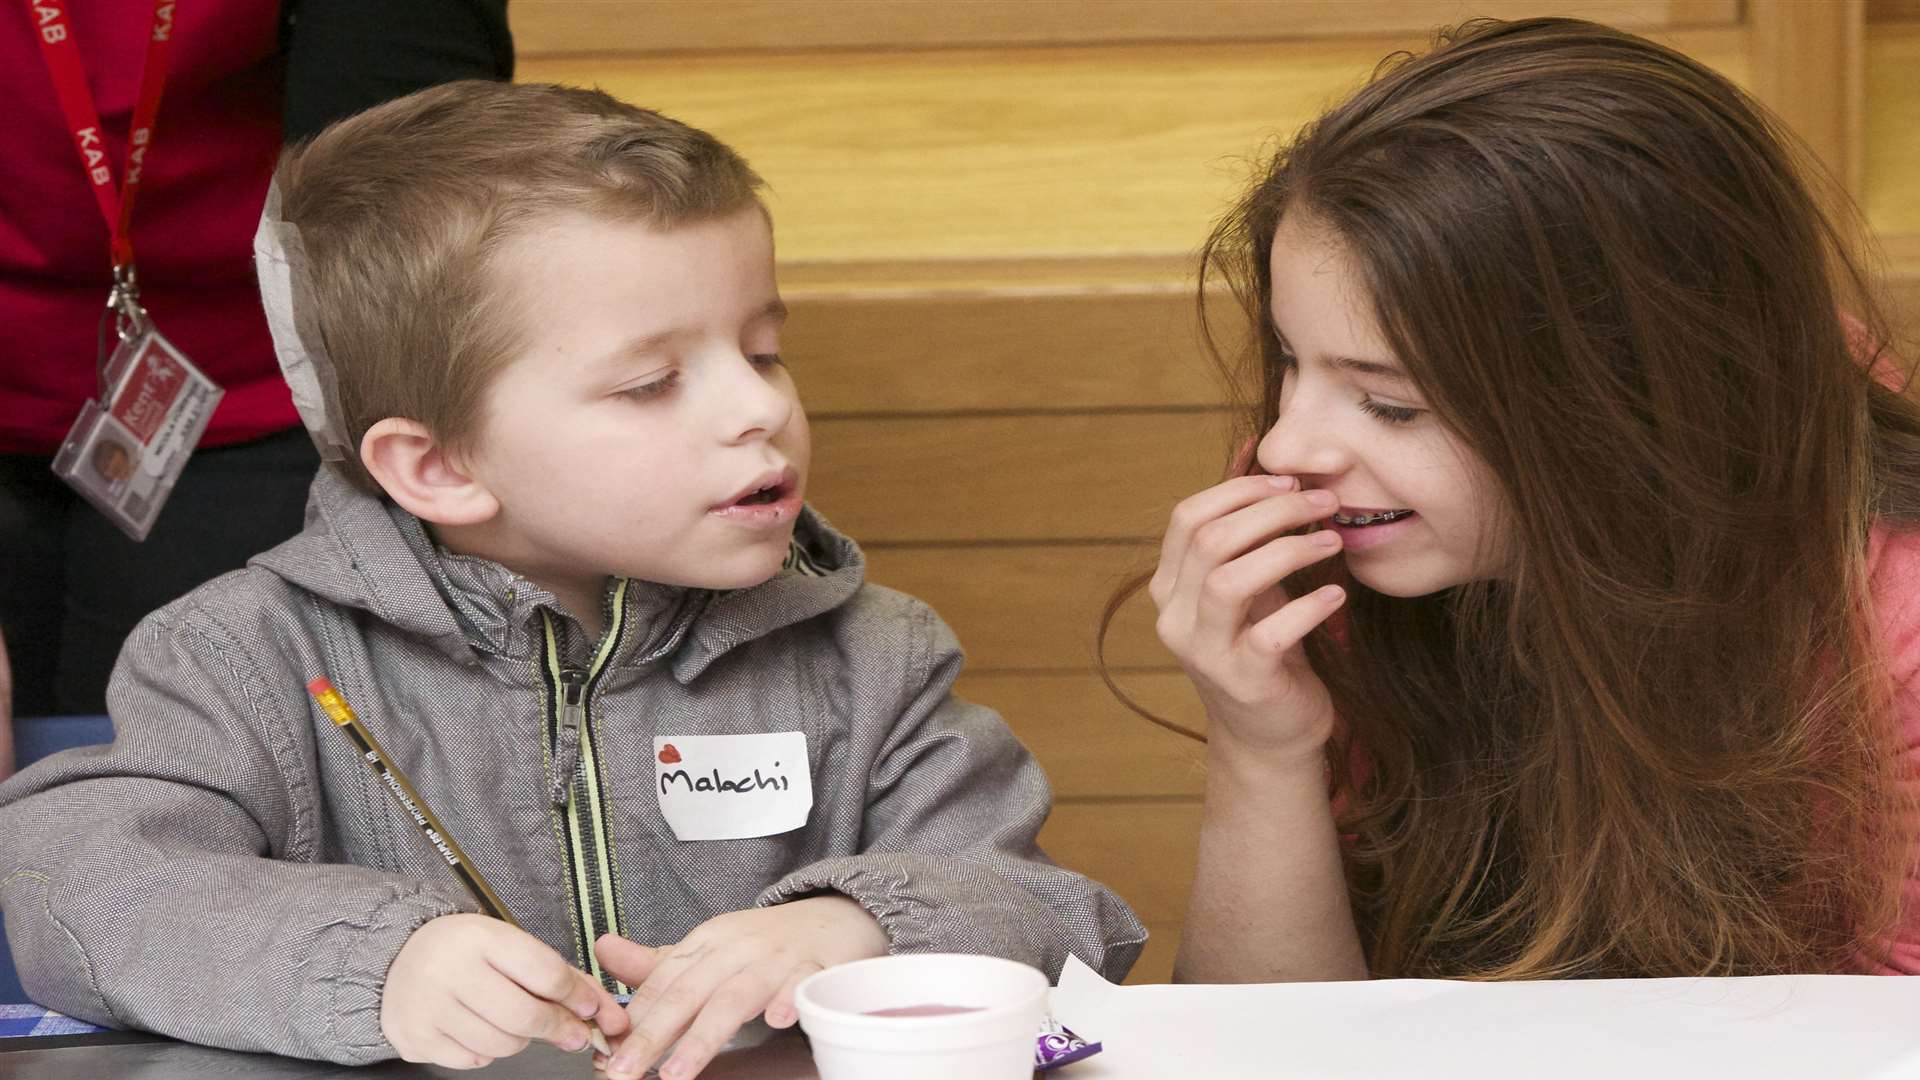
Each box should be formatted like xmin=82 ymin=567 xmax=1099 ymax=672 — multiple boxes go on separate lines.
xmin=862 ymin=1004 xmax=986 ymax=1018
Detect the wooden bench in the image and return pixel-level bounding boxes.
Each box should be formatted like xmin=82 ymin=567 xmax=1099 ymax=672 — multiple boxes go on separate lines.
xmin=513 ymin=0 xmax=1920 ymax=982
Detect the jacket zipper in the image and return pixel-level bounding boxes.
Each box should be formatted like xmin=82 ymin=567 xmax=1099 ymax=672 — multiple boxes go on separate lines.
xmin=541 ymin=579 xmax=632 ymax=993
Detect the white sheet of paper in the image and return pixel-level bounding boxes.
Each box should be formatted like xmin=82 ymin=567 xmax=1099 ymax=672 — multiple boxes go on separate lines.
xmin=652 ymin=732 xmax=813 ymax=841
xmin=1049 ymin=955 xmax=1920 ymax=1079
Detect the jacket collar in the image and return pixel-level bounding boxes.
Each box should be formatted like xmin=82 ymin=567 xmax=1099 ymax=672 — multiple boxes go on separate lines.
xmin=254 ymin=467 xmax=865 ymax=678
xmin=671 ymin=509 xmax=864 ymax=682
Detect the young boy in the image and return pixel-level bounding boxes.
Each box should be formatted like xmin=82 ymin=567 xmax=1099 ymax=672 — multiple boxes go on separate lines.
xmin=0 ymin=82 xmax=1145 ymax=1078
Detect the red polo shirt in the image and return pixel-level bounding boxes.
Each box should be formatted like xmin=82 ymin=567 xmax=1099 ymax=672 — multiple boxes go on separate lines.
xmin=2 ymin=0 xmax=296 ymax=454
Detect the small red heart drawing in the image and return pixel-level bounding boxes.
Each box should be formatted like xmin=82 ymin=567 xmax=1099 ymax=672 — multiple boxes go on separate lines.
xmin=658 ymin=744 xmax=682 ymax=764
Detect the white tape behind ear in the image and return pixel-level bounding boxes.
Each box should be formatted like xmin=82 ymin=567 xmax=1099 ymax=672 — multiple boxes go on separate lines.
xmin=253 ymin=181 xmax=354 ymax=463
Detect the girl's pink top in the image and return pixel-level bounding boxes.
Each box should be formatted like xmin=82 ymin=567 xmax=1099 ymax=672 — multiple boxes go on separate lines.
xmin=1860 ymin=523 xmax=1920 ymax=974
xmin=1329 ymin=522 xmax=1920 ymax=974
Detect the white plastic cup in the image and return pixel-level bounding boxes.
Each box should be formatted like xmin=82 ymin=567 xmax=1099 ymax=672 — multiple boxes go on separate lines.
xmin=794 ymin=953 xmax=1049 ymax=1080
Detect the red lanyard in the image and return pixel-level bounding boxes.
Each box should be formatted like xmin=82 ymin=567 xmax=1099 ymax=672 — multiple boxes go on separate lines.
xmin=25 ymin=0 xmax=178 ymax=271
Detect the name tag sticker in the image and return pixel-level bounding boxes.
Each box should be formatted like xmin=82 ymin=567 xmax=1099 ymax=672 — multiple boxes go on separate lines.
xmin=654 ymin=732 xmax=813 ymax=841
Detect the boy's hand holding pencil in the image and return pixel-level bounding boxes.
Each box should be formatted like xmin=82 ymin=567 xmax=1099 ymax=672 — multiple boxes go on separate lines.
xmin=384 ymin=913 xmax=627 ymax=1069
xmin=307 ymin=678 xmax=623 ymax=1066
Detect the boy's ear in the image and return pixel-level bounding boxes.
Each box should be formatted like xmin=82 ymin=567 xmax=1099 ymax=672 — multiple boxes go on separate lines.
xmin=359 ymin=418 xmax=500 ymax=526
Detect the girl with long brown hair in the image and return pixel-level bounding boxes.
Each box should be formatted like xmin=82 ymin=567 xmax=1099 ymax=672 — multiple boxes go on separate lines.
xmin=1138 ymin=17 xmax=1920 ymax=981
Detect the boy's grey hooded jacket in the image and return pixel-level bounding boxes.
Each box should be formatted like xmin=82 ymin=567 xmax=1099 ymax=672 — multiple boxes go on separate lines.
xmin=0 ymin=470 xmax=1145 ymax=1063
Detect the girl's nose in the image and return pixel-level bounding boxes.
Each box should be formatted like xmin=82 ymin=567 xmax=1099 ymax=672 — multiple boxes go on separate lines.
xmin=1256 ymin=406 xmax=1347 ymax=480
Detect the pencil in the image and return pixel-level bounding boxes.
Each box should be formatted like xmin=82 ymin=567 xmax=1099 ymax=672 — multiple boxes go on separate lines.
xmin=307 ymin=676 xmax=617 ymax=1057
xmin=306 ymin=676 xmax=519 ymax=926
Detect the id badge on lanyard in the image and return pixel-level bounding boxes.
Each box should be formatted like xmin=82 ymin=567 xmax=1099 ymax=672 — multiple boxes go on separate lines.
xmin=28 ymin=0 xmax=223 ymax=541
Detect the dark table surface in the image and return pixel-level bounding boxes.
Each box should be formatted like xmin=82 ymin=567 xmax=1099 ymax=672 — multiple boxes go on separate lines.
xmin=0 ymin=1026 xmax=822 ymax=1079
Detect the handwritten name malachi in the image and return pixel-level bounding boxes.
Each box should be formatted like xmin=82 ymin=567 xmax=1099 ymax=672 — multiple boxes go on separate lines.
xmin=659 ymin=761 xmax=792 ymax=795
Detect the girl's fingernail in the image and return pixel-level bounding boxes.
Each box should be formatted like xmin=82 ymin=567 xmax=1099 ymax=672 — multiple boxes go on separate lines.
xmin=1306 ymin=490 xmax=1338 ymax=508
xmin=1320 ymin=585 xmax=1346 ymax=603
xmin=1311 ymin=530 xmax=1341 ymax=547
xmin=1268 ymin=475 xmax=1298 ymax=490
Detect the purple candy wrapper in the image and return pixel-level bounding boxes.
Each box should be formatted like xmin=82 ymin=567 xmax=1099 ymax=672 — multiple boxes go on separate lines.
xmin=1035 ymin=1015 xmax=1102 ymax=1070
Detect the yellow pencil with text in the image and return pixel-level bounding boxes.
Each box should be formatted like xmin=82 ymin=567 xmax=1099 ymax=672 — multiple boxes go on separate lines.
xmin=307 ymin=676 xmax=614 ymax=1056
xmin=306 ymin=676 xmax=517 ymax=924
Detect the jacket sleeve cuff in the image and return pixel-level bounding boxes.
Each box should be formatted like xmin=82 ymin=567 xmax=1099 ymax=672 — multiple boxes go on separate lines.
xmin=755 ymin=856 xmax=919 ymax=948
xmin=754 ymin=854 xmax=1145 ymax=983
xmin=312 ymin=883 xmax=474 ymax=1063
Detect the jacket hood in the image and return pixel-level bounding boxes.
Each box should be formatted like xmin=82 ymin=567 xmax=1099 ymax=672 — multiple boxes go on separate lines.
xmin=251 ymin=467 xmax=866 ymax=680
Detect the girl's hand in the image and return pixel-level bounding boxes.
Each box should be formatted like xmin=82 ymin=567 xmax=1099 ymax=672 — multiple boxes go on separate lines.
xmin=381 ymin=913 xmax=628 ymax=1070
xmin=1150 ymin=456 xmax=1346 ymax=766
xmin=594 ymin=895 xmax=888 ymax=1080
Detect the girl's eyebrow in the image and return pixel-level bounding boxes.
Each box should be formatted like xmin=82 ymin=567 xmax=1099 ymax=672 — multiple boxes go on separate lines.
xmin=1327 ymin=355 xmax=1413 ymax=383
xmin=1276 ymin=330 xmax=1413 ymax=382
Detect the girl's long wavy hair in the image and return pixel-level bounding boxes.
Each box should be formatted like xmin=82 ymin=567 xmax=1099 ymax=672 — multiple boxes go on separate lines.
xmin=1107 ymin=17 xmax=1920 ymax=977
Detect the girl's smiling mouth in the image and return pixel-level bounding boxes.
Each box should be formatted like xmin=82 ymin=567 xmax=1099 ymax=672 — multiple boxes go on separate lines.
xmin=1331 ymin=507 xmax=1414 ymax=527
xmin=1328 ymin=507 xmax=1418 ymax=551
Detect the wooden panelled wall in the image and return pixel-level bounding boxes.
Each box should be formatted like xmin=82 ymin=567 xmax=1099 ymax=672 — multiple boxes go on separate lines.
xmin=513 ymin=1 xmax=1920 ymax=983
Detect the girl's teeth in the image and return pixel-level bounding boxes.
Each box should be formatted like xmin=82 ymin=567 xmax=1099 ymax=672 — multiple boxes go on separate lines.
xmin=1334 ymin=509 xmax=1411 ymax=526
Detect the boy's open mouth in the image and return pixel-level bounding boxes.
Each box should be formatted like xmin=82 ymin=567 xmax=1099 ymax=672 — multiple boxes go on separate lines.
xmin=715 ymin=466 xmax=799 ymax=512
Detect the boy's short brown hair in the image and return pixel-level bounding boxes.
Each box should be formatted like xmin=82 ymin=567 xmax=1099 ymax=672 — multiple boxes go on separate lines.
xmin=274 ymin=80 xmax=765 ymax=491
